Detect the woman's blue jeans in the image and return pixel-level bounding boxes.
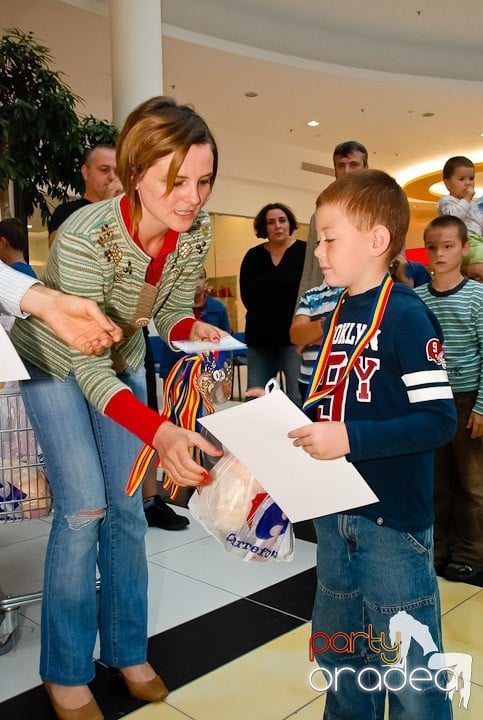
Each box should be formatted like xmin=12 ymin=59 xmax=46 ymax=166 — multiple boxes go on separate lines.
xmin=311 ymin=514 xmax=453 ymax=720
xmin=247 ymin=345 xmax=302 ymax=406
xmin=20 ymin=364 xmax=148 ymax=685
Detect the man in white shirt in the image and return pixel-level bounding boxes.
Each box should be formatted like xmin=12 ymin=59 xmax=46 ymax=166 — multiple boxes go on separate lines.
xmin=0 ymin=261 xmax=121 ymax=354
xmin=296 ymin=141 xmax=368 ymax=301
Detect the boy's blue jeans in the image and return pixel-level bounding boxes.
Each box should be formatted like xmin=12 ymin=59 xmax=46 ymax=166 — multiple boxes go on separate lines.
xmin=20 ymin=365 xmax=148 ymax=685
xmin=311 ymin=514 xmax=453 ymax=720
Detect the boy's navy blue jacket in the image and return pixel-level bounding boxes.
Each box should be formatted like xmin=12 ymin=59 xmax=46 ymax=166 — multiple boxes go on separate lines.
xmin=308 ymin=283 xmax=456 ymax=532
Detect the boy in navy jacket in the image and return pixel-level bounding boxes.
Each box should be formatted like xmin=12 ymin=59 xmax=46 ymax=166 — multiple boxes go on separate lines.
xmin=289 ymin=170 xmax=456 ymax=719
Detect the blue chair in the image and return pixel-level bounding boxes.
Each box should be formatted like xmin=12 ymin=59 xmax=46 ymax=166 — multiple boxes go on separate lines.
xmin=150 ymin=334 xmax=186 ymax=380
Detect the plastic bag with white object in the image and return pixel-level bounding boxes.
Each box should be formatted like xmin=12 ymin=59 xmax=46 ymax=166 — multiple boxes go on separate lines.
xmin=188 ymin=449 xmax=294 ymax=562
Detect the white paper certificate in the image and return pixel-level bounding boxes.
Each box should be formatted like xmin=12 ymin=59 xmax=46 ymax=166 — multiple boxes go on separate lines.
xmin=0 ymin=324 xmax=30 ymax=381
xmin=172 ymin=334 xmax=246 ymax=353
xmin=199 ymin=389 xmax=378 ymax=523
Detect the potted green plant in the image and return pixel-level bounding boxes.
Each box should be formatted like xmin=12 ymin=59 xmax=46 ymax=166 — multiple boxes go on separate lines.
xmin=0 ymin=28 xmax=117 ymax=225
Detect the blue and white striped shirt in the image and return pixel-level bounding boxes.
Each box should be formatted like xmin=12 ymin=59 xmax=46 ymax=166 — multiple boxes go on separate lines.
xmin=415 ymin=278 xmax=483 ymax=414
xmin=294 ymin=282 xmax=344 ymax=385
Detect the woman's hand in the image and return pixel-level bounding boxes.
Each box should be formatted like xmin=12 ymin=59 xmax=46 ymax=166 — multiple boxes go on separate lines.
xmin=190 ymin=320 xmax=229 ymax=343
xmin=288 ymin=421 xmax=350 ymax=460
xmin=24 ymin=285 xmax=123 ymax=354
xmin=152 ymin=421 xmax=223 ymax=486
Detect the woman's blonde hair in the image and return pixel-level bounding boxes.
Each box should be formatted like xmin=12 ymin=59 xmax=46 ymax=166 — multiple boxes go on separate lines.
xmin=116 ymin=96 xmax=218 ymax=235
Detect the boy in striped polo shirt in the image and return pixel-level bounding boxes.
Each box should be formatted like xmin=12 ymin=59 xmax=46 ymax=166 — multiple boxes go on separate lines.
xmin=416 ymin=215 xmax=483 ymax=583
xmin=290 ymin=282 xmax=344 ymax=402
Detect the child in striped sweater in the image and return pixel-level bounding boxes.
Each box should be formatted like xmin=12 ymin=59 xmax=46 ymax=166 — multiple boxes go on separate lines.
xmin=416 ymin=215 xmax=483 ymax=583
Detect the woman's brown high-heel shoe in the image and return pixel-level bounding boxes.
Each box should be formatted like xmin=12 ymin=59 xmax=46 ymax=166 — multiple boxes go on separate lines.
xmin=119 ymin=672 xmax=169 ymax=703
xmin=43 ymin=681 xmax=103 ymax=720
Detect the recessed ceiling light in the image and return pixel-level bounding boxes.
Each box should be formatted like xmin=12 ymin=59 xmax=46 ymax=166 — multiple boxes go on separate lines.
xmin=244 ymin=91 xmax=258 ymax=98
xmin=307 ymin=120 xmax=319 ymax=127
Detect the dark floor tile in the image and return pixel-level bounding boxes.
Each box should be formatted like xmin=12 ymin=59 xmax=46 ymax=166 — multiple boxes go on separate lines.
xmin=0 ymin=665 xmax=141 ymax=720
xmin=0 ymin=684 xmax=55 ymax=720
xmin=247 ymin=567 xmax=317 ymax=621
xmin=293 ymin=520 xmax=317 ymax=543
xmin=146 ymin=597 xmax=304 ymax=691
xmin=0 ymin=579 xmax=309 ymax=718
xmin=90 ymin=665 xmax=146 ymax=719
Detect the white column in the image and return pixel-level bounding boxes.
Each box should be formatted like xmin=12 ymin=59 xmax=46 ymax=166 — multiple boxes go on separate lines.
xmin=109 ymin=0 xmax=163 ymax=128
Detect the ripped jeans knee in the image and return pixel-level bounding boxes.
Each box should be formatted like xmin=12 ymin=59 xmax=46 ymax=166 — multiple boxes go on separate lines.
xmin=66 ymin=508 xmax=105 ymax=530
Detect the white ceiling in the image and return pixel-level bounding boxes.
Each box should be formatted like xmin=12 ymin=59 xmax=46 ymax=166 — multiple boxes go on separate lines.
xmin=3 ymin=0 xmax=483 ymax=195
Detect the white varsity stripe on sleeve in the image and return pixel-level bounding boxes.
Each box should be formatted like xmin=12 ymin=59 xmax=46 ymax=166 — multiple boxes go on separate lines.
xmin=407 ymin=387 xmax=454 ymax=403
xmin=402 ymin=369 xmax=453 ymax=404
xmin=402 ymin=370 xmax=449 ymax=387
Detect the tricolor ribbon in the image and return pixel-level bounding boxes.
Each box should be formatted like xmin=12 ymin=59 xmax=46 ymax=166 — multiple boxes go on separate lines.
xmin=303 ymin=274 xmax=394 ymax=412
xmin=125 ymin=353 xmax=216 ymax=498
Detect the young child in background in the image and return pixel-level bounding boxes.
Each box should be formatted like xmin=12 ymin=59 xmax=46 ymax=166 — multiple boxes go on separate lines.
xmin=289 ymin=282 xmax=343 ymax=402
xmin=438 ymin=155 xmax=483 ymax=281
xmin=288 ymin=170 xmax=456 ymax=719
xmin=0 ymin=218 xmax=37 ymax=279
xmin=416 ymin=215 xmax=483 ymax=583
xmin=0 ymin=218 xmax=37 ymax=333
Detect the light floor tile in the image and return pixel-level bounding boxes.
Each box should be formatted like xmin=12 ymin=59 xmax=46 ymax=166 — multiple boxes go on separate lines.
xmin=0 ymin=516 xmax=51 ymax=547
xmin=14 ymin=554 xmax=240 ymax=658
xmin=438 ymin=576 xmax=482 ymax=615
xmin=284 ymin=696 xmax=326 ymax=719
xmin=131 ymin=618 xmax=483 ymax=720
xmin=158 ymin=623 xmax=316 ymax=720
xmin=0 ymin=534 xmax=47 ymax=598
xmin=125 ymin=703 xmax=196 ymax=719
xmin=148 ymin=535 xmax=316 ymax=598
xmin=14 ymin=552 xmax=239 ymax=628
xmin=441 ymin=589 xmax=483 ymax=686
xmin=452 ymin=681 xmax=483 ymax=719
xmin=145 ymin=509 xmax=209 ymax=558
xmin=0 ymin=616 xmax=41 ymax=702
xmin=146 ymin=563 xmax=240 ymax=636
xmin=18 ymin=601 xmax=41 ymax=625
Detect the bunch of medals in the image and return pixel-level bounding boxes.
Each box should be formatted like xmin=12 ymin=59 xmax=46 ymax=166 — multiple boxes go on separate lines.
xmin=196 ymin=352 xmax=233 ymax=407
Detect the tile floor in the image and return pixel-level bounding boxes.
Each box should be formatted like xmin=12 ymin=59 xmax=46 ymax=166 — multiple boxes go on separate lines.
xmin=1 ymin=506 xmax=482 ymax=719
xmin=1 ymin=373 xmax=482 ymax=718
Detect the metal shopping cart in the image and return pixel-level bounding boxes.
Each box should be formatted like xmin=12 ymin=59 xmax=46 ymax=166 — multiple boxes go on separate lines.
xmin=0 ymin=383 xmax=52 ymax=654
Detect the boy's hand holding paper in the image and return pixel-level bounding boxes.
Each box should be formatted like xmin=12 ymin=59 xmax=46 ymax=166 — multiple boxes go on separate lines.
xmin=288 ymin=421 xmax=350 ymax=460
xmin=199 ymin=388 xmax=377 ymax=523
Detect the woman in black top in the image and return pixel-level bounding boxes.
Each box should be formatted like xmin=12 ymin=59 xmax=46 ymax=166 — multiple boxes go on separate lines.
xmin=240 ymin=203 xmax=306 ymax=405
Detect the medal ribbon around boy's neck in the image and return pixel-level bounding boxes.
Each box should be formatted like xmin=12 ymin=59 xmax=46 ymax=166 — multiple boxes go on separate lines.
xmin=303 ymin=274 xmax=394 ymax=411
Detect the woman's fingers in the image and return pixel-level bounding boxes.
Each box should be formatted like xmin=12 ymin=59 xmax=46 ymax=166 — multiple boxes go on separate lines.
xmin=153 ymin=423 xmax=222 ymax=486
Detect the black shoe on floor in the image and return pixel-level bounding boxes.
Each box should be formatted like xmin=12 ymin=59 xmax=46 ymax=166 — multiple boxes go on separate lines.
xmin=144 ymin=496 xmax=190 ymax=531
xmin=444 ymin=562 xmax=477 ymax=583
